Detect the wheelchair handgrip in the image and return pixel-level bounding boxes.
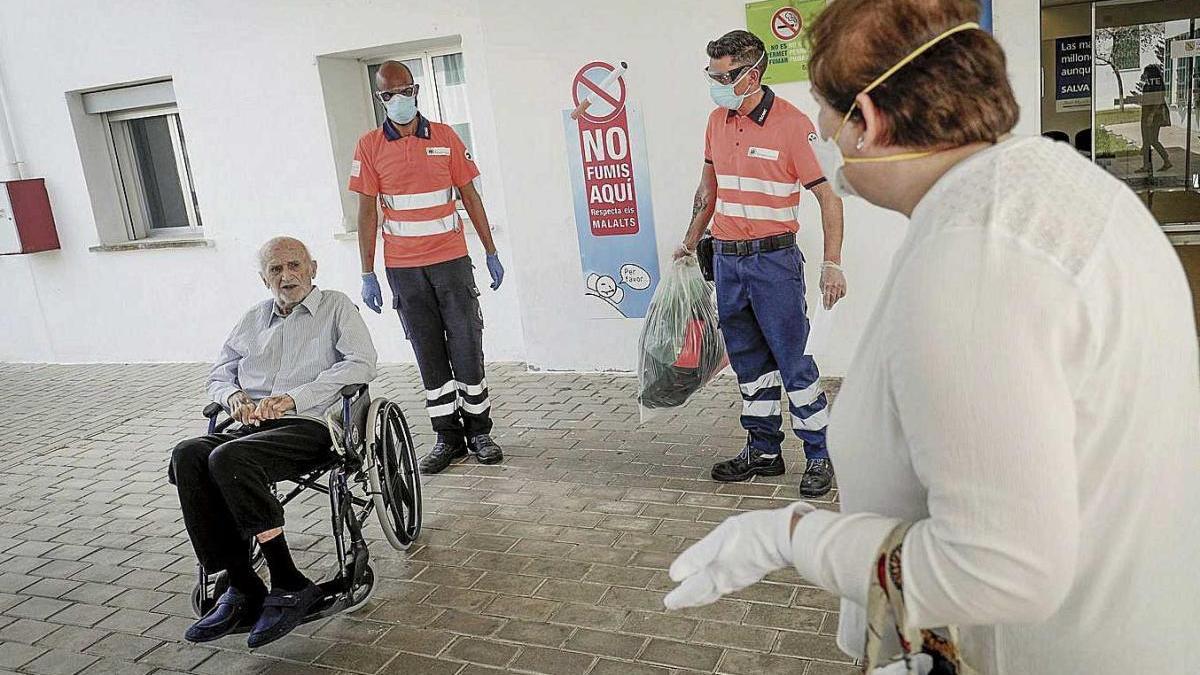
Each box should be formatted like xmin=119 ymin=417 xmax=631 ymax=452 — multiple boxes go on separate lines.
xmin=340 ymin=384 xmax=368 ymax=399
xmin=203 ymin=402 xmax=223 ymax=419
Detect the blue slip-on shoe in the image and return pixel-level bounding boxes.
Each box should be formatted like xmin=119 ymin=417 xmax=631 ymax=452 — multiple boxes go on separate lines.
xmin=185 ymin=586 xmax=262 ymax=643
xmin=246 ymin=582 xmax=324 ymax=649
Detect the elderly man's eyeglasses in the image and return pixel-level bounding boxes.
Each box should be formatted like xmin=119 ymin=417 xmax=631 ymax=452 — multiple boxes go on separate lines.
xmin=705 ymin=64 xmax=756 ymax=86
xmin=375 ymin=84 xmax=419 ymax=102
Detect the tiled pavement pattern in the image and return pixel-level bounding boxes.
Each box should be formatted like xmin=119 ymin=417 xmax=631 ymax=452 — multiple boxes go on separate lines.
xmin=0 ymin=363 xmax=853 ymax=675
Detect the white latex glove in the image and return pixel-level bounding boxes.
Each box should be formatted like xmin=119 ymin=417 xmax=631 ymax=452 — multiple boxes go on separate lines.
xmin=664 ymin=502 xmax=814 ymax=610
xmin=872 ymin=653 xmax=933 ymax=675
xmin=820 ymin=261 xmax=847 ymax=310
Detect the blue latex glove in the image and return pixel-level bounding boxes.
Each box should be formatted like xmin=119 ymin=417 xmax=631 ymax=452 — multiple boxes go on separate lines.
xmin=486 ymin=252 xmax=504 ymax=290
xmin=361 ymin=272 xmax=383 ymax=313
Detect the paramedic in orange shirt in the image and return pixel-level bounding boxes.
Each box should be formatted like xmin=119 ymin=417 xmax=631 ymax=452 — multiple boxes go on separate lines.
xmin=350 ymin=60 xmax=503 ymax=474
xmin=676 ymin=31 xmax=846 ymax=496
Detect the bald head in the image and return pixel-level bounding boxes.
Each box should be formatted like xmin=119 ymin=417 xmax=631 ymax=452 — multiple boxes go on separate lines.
xmin=375 ymin=61 xmax=414 ymax=92
xmin=258 ymin=236 xmax=312 ymax=271
xmin=258 ymin=237 xmax=318 ymax=313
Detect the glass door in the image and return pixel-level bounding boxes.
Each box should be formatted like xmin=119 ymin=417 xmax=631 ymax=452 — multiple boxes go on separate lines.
xmin=1093 ymin=0 xmax=1199 ymax=226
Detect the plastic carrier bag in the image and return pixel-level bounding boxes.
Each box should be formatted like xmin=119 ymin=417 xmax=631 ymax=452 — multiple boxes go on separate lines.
xmin=804 ymin=301 xmax=838 ymax=358
xmin=637 ymin=257 xmax=728 ymax=422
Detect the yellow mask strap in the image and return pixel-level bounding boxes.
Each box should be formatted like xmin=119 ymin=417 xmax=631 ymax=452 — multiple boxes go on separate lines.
xmin=834 ymin=20 xmax=981 ymax=153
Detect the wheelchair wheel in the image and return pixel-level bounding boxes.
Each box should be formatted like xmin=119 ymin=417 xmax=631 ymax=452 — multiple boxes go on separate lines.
xmin=365 ymin=399 xmax=422 ymax=550
xmin=344 ymin=563 xmax=376 ymax=614
xmin=190 ymin=570 xmax=229 ymax=618
xmin=190 ymin=543 xmax=264 ymax=618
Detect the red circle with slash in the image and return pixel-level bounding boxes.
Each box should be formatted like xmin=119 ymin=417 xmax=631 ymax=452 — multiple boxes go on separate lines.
xmin=572 ymin=61 xmax=627 ymax=123
xmin=771 ymin=7 xmax=802 ymax=41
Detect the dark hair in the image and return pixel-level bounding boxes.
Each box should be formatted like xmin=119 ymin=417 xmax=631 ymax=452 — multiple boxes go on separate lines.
xmin=808 ymin=0 xmax=1018 ymax=148
xmin=707 ymin=30 xmax=768 ymax=79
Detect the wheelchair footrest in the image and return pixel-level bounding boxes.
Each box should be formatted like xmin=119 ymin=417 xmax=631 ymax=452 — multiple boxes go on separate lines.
xmin=201 ymin=576 xmax=360 ymax=635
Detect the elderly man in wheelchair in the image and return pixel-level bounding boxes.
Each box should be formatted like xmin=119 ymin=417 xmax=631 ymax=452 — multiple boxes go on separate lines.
xmin=169 ymin=237 xmax=421 ymax=648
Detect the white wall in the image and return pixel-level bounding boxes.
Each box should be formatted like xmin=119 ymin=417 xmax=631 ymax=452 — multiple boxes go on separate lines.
xmin=995 ymin=0 xmax=1043 ymax=138
xmin=475 ymin=0 xmax=918 ymax=375
xmin=0 ymin=0 xmax=1044 ymax=377
xmin=0 ymin=0 xmax=524 ymax=365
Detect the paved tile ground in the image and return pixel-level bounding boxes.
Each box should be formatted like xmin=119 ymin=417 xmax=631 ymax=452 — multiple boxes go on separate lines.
xmin=0 ymin=363 xmax=852 ymax=675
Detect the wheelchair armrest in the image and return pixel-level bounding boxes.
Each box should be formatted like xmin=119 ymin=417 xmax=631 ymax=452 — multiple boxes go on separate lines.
xmin=340 ymin=384 xmax=368 ymax=399
xmin=203 ymin=401 xmax=234 ymax=434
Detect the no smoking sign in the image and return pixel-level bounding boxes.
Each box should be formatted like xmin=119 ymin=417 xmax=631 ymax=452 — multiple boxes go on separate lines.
xmin=571 ymin=61 xmax=628 ymax=123
xmin=771 ymin=6 xmax=802 ymax=42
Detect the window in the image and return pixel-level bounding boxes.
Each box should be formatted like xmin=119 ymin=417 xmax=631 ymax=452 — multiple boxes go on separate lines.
xmin=105 ymin=107 xmax=202 ymax=237
xmin=82 ymin=80 xmax=202 ymax=241
xmin=366 ymin=50 xmax=475 ymax=159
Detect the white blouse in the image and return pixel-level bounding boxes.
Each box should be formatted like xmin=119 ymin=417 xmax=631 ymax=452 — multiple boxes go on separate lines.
xmin=789 ymin=137 xmax=1200 ymax=674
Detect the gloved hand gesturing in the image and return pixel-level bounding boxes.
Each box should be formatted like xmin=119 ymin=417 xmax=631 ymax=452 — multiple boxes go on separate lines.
xmin=486 ymin=252 xmax=505 ymax=290
xmin=361 ymin=272 xmax=383 ymax=313
xmin=664 ymin=502 xmax=813 ymax=610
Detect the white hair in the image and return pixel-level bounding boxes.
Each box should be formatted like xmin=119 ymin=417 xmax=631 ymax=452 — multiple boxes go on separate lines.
xmin=257 ymin=236 xmax=313 ymax=271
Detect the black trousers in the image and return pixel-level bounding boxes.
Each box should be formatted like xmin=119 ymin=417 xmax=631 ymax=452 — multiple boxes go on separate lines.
xmin=386 ymin=256 xmax=493 ymax=440
xmin=170 ymin=418 xmax=332 ymax=572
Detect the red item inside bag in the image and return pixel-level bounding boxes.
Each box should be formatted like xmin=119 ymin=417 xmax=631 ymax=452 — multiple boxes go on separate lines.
xmin=674 ymin=320 xmax=706 ymax=369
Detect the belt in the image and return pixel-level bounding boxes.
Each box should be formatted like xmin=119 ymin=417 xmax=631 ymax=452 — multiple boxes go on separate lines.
xmin=713 ymin=233 xmax=796 ymax=256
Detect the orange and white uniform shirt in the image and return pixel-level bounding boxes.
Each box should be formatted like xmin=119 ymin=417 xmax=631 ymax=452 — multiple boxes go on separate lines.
xmin=704 ymin=86 xmax=826 ymax=242
xmin=349 ymin=114 xmax=480 ymax=268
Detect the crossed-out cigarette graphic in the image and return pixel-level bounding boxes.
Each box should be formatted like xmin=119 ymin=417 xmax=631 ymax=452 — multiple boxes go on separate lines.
xmin=571 ymin=61 xmax=628 ymax=120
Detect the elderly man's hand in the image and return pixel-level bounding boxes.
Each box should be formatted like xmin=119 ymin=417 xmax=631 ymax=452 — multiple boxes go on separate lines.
xmin=228 ymin=392 xmax=261 ymax=427
xmin=255 ymin=394 xmax=296 ymax=421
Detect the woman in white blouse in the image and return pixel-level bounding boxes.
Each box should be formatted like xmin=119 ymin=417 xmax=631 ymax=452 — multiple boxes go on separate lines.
xmin=664 ymin=1 xmax=1200 ymax=673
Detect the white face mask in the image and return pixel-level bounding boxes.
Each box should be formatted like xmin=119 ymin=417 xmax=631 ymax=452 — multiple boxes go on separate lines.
xmin=708 ymin=52 xmax=765 ymax=111
xmin=810 ymin=134 xmax=861 ymax=199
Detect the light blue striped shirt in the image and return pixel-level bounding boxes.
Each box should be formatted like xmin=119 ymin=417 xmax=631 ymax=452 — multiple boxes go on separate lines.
xmin=207 ymin=288 xmax=378 ymax=419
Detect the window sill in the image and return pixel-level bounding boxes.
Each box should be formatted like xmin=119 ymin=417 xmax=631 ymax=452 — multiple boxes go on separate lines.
xmin=89 ymin=237 xmax=213 ymax=253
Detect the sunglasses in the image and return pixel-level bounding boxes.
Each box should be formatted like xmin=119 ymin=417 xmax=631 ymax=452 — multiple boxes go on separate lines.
xmin=375 ymin=84 xmax=419 ymax=102
xmin=704 ymin=63 xmax=756 ymax=86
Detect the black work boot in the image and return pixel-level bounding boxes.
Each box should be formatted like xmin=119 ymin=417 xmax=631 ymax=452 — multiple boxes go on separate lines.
xmin=711 ymin=446 xmax=785 ymax=482
xmin=799 ymin=458 xmax=835 ymax=498
xmin=467 ymin=434 xmax=504 ymax=465
xmin=420 ymin=435 xmax=467 ymax=474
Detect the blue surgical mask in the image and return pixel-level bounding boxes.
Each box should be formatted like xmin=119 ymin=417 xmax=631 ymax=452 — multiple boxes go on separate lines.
xmin=385 ymin=94 xmax=418 ymax=125
xmin=708 ymin=53 xmax=764 ymax=110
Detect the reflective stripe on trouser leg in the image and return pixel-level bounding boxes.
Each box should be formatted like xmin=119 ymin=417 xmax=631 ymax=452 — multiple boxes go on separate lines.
xmin=715 ymin=252 xmax=784 ymax=456
xmin=386 ymin=264 xmax=466 ymax=440
xmin=427 ymin=257 xmax=493 ymax=437
xmin=742 ymin=246 xmax=829 ymax=460
xmin=788 ymin=381 xmax=830 ymax=443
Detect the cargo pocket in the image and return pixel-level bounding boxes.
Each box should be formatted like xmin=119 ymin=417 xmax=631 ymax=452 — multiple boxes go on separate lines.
xmin=392 ymin=296 xmax=411 ymax=340
xmin=468 ymin=283 xmax=484 ymax=330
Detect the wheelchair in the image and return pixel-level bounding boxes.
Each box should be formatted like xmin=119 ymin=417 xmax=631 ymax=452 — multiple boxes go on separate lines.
xmin=189 ymin=384 xmax=422 ymax=624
